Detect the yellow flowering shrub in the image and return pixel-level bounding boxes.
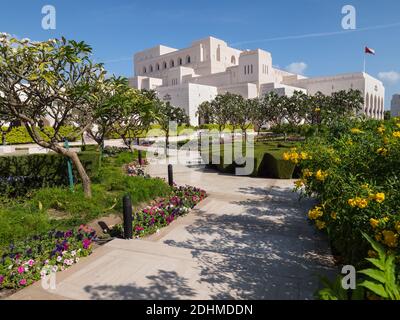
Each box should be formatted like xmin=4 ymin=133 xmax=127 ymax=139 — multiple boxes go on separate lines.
xmin=285 ymin=118 xmax=400 ymax=266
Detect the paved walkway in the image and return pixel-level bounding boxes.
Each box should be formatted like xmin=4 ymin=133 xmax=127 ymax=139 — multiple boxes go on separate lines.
xmin=10 ymin=150 xmax=336 ymax=300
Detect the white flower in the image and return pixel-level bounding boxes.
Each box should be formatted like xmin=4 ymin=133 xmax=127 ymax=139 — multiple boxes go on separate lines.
xmin=156 ymin=229 xmax=160 ymax=233
xmin=44 ymin=259 xmax=49 ymax=265
xmin=71 ymin=250 xmax=76 ymax=257
xmin=61 ymin=251 xmax=67 ymax=256
xmin=75 ymin=257 xmax=80 ymax=263
xmin=56 ymin=256 xmax=62 ymax=262
xmin=52 ymin=266 xmax=58 ymax=272
xmin=21 ymin=38 xmax=30 ymax=43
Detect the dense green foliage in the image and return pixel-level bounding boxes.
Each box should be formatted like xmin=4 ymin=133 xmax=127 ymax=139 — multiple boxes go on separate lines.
xmin=2 ymin=126 xmax=79 ymax=144
xmin=0 ymin=151 xmax=100 ymax=197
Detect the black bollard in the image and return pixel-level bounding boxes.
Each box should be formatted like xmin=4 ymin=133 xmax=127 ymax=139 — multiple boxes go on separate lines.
xmin=122 ymin=194 xmax=133 ymax=239
xmin=138 ymin=149 xmax=143 ymax=165
xmin=168 ymin=164 xmax=173 ymax=187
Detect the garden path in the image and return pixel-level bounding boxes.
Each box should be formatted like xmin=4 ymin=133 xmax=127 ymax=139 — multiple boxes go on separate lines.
xmin=9 ymin=149 xmax=336 ymax=300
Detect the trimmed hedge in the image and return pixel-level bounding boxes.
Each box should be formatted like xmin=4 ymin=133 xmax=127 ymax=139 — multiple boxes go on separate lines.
xmin=201 ymin=142 xmax=297 ymax=178
xmin=2 ymin=126 xmax=79 ymax=145
xmin=0 ymin=151 xmax=100 ymax=196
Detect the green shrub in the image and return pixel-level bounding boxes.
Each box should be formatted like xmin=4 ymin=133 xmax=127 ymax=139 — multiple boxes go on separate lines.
xmin=4 ymin=126 xmax=79 ymax=144
xmin=201 ymin=142 xmax=297 ymax=178
xmin=0 ymin=151 xmax=100 ymax=196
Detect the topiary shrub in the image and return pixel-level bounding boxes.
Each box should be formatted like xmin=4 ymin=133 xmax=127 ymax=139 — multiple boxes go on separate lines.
xmin=258 ymin=152 xmax=296 ymax=178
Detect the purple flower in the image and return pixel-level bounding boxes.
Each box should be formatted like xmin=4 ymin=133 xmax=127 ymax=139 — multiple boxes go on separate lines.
xmin=64 ymin=230 xmax=73 ymax=238
xmin=0 ymin=275 xmax=4 ymax=284
xmin=82 ymin=239 xmax=91 ymax=249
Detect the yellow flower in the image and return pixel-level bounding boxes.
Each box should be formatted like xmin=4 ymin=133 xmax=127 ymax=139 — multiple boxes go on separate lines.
xmin=370 ymin=218 xmax=379 ymax=229
xmin=374 ymin=193 xmax=385 ymax=203
xmin=294 ymin=179 xmax=304 ymax=188
xmin=376 ymin=147 xmax=388 ymax=156
xmin=350 ymin=128 xmax=363 ymax=134
xmin=282 ymin=152 xmax=290 ymax=161
xmin=315 ymin=220 xmax=326 ymax=230
xmin=314 ymin=107 xmax=320 ymax=112
xmin=393 ymin=131 xmax=400 ymax=138
xmin=382 ymin=230 xmax=398 ymax=248
xmin=315 ymin=169 xmax=328 ymax=181
xmin=396 ymin=123 xmax=400 ymax=128
xmin=375 ymin=233 xmax=382 ymax=242
xmin=348 ymin=198 xmax=357 ymax=207
xmin=308 ymin=206 xmax=323 ymax=220
xmin=330 ymin=212 xmax=337 ymax=220
xmin=377 ymin=126 xmax=385 ymax=134
xmin=347 ymin=139 xmax=353 ymax=145
xmin=356 ymin=198 xmax=368 ymax=209
xmin=361 ymin=183 xmax=369 ymax=189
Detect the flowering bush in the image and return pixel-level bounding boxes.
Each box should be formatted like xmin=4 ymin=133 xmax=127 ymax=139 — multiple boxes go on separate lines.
xmin=286 ymin=118 xmax=400 ymax=265
xmin=113 ymin=185 xmax=207 ymax=238
xmin=0 ymin=225 xmax=96 ymax=290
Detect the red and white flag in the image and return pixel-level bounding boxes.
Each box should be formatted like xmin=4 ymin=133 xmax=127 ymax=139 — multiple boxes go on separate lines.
xmin=365 ymin=46 xmax=375 ymax=55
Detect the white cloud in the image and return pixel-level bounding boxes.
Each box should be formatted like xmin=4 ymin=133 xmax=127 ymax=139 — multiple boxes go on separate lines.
xmin=285 ymin=62 xmax=307 ymax=75
xmin=378 ymin=71 xmax=400 ymax=85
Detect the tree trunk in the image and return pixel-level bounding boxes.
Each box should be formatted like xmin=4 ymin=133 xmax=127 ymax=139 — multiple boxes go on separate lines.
xmin=69 ymin=151 xmax=92 ymax=198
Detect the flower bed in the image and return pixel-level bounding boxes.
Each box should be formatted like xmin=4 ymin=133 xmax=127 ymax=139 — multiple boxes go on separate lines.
xmin=0 ymin=225 xmax=96 ymax=290
xmin=112 ymin=185 xmax=207 ymax=238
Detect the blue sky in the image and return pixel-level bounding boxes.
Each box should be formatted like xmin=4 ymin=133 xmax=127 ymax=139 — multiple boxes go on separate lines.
xmin=1 ymin=0 xmax=399 ymax=108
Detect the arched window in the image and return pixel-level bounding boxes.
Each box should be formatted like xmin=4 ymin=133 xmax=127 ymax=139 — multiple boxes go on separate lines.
xmin=170 ymin=60 xmax=175 ymax=68
xmin=156 ymin=63 xmax=160 ymax=71
xmin=231 ymin=56 xmax=236 ymax=64
xmin=163 ymin=61 xmax=167 ymax=69
xmin=143 ymin=66 xmax=147 ymax=74
xmin=149 ymin=65 xmax=153 ymax=73
xmin=178 ymin=57 xmax=183 ymax=65
xmin=186 ymin=55 xmax=191 ymax=64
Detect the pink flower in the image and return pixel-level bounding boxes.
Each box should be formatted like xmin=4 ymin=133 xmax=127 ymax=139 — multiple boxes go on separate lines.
xmin=19 ymin=279 xmax=27 ymax=286
xmin=28 ymin=259 xmax=35 ymax=267
xmin=17 ymin=266 xmax=25 ymax=274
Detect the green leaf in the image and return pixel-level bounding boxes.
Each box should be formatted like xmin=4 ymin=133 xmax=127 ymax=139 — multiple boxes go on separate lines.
xmin=358 ymin=268 xmax=386 ymax=284
xmin=361 ymin=232 xmax=386 ymax=259
xmin=365 ymin=258 xmax=386 ymax=271
xmin=358 ymin=280 xmax=389 ymax=298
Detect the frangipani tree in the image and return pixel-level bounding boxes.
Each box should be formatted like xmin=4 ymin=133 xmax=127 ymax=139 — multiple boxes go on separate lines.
xmin=0 ymin=34 xmax=106 ymax=198
xmin=112 ymin=88 xmax=155 ymax=152
xmin=154 ymin=100 xmax=189 ymax=150
xmin=83 ymin=76 xmax=128 ymax=151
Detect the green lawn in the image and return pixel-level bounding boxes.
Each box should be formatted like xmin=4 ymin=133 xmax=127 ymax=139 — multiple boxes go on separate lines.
xmin=0 ymin=151 xmax=171 ymax=247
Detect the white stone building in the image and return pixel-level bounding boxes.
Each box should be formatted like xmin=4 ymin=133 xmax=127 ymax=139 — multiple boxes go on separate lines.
xmin=391 ymin=94 xmax=400 ymax=117
xmin=130 ymin=36 xmax=385 ymax=125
